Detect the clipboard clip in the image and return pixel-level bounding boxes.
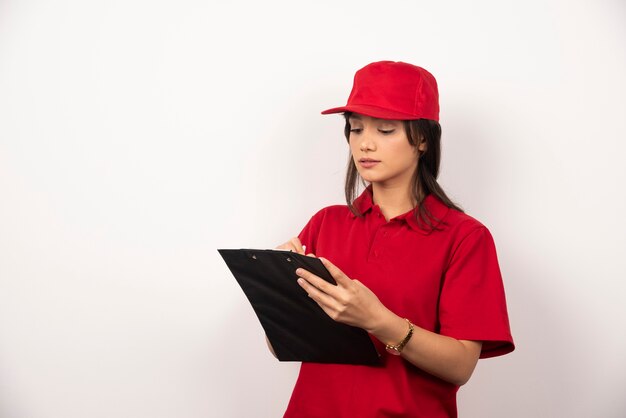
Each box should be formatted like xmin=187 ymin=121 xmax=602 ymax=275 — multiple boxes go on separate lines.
xmin=244 ymin=249 xmax=295 ymax=262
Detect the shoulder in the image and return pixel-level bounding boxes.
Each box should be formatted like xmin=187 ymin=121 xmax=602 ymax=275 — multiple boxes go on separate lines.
xmin=437 ymin=207 xmax=501 ymax=267
xmin=298 ymin=204 xmax=354 ymax=236
xmin=297 ymin=204 xmax=353 ymax=253
xmin=444 ymin=207 xmax=488 ymax=234
xmin=305 ymin=204 xmax=353 ymax=223
xmin=437 ymin=205 xmax=498 ymax=250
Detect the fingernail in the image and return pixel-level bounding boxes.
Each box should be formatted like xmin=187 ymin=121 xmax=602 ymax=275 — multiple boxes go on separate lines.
xmin=295 ymin=268 xmax=302 ymax=275
xmin=297 ymin=278 xmax=304 ymax=285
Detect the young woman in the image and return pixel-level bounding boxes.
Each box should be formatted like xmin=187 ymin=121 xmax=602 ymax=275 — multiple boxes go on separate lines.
xmin=276 ymin=61 xmax=514 ymax=418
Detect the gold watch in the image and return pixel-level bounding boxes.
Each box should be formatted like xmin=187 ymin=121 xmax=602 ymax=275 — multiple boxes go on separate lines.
xmin=385 ymin=319 xmax=414 ymax=356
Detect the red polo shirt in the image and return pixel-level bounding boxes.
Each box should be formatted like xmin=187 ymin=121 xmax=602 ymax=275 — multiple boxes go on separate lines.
xmin=283 ymin=186 xmax=514 ymax=418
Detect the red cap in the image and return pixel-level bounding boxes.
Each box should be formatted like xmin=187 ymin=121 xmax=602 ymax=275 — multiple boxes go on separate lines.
xmin=321 ymin=61 xmax=439 ymax=121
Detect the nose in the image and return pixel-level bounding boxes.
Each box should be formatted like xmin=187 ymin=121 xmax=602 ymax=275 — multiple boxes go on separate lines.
xmin=359 ymin=129 xmax=376 ymax=151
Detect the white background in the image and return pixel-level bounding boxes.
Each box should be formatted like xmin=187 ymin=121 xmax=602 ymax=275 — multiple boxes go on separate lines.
xmin=1 ymin=0 xmax=625 ymax=417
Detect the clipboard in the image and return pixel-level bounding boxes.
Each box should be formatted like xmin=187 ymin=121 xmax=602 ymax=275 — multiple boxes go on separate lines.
xmin=218 ymin=249 xmax=381 ymax=365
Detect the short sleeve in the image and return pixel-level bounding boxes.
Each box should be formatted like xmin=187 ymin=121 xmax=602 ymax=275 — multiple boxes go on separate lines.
xmin=296 ymin=208 xmax=327 ymax=256
xmin=439 ymin=226 xmax=515 ymax=359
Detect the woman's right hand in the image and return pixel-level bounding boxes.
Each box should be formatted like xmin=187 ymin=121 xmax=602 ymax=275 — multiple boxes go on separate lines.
xmin=275 ymin=237 xmax=313 ymax=256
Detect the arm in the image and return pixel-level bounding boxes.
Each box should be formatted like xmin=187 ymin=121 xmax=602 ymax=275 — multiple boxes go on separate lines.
xmin=296 ymin=257 xmax=482 ymax=386
xmin=365 ymin=307 xmax=481 ymax=386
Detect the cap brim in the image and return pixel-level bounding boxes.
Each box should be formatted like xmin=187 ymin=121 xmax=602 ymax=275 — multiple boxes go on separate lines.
xmin=320 ymin=104 xmax=421 ymax=120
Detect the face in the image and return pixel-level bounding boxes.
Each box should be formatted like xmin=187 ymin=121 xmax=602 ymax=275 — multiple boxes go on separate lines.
xmin=348 ymin=114 xmax=425 ymax=188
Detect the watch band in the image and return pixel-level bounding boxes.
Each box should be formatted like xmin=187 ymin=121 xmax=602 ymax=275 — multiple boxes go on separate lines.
xmin=385 ymin=318 xmax=414 ymax=356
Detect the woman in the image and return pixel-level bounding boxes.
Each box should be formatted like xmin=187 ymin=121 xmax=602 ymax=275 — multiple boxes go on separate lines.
xmin=276 ymin=61 xmax=514 ymax=418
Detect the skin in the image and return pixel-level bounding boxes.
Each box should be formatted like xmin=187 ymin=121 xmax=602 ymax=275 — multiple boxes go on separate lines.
xmin=273 ymin=114 xmax=482 ymax=386
xmin=347 ymin=113 xmax=424 ymax=218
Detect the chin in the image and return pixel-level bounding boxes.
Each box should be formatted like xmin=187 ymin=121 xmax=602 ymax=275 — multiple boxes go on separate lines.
xmin=360 ymin=175 xmax=385 ymax=184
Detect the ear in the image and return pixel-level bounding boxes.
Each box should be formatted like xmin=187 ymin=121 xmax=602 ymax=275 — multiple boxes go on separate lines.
xmin=418 ymin=140 xmax=427 ymax=153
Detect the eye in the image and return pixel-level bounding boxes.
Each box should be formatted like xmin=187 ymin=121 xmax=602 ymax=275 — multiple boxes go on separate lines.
xmin=349 ymin=128 xmax=363 ymax=134
xmin=379 ymin=129 xmax=395 ymax=134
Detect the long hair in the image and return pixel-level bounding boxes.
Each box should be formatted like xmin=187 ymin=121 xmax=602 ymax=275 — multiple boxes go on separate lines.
xmin=343 ymin=111 xmax=463 ymax=229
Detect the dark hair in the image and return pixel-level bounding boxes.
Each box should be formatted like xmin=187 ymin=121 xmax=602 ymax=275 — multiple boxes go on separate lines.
xmin=343 ymin=112 xmax=463 ymax=229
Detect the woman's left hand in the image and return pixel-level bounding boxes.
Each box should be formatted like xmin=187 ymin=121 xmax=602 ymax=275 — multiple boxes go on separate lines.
xmin=296 ymin=257 xmax=387 ymax=332
xmin=296 ymin=257 xmax=482 ymax=386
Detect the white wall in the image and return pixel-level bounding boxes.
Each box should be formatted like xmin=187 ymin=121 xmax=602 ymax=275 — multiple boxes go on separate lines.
xmin=1 ymin=1 xmax=625 ymax=417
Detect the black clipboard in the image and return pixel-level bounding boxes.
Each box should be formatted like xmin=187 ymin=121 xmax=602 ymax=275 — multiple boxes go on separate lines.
xmin=218 ymin=249 xmax=380 ymax=365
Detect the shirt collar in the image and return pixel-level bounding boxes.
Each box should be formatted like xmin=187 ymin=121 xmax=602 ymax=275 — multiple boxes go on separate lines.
xmin=351 ymin=184 xmax=451 ymax=235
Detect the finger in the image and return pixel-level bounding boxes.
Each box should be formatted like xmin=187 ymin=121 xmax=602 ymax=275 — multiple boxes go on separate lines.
xmin=295 ymin=267 xmax=338 ymax=296
xmin=297 ymin=277 xmax=336 ymax=309
xmin=275 ymin=238 xmax=305 ymax=253
xmin=290 ymin=237 xmax=305 ymax=254
xmin=319 ymin=257 xmax=350 ymax=286
xmin=306 ymin=253 xmax=316 ymax=258
xmin=275 ymin=241 xmax=297 ymax=251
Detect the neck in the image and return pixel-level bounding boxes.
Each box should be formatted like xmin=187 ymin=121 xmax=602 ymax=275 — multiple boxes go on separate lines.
xmin=371 ymin=183 xmax=419 ymax=221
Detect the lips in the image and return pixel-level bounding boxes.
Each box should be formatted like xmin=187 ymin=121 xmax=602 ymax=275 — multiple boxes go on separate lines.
xmin=358 ymin=158 xmax=380 ymax=168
